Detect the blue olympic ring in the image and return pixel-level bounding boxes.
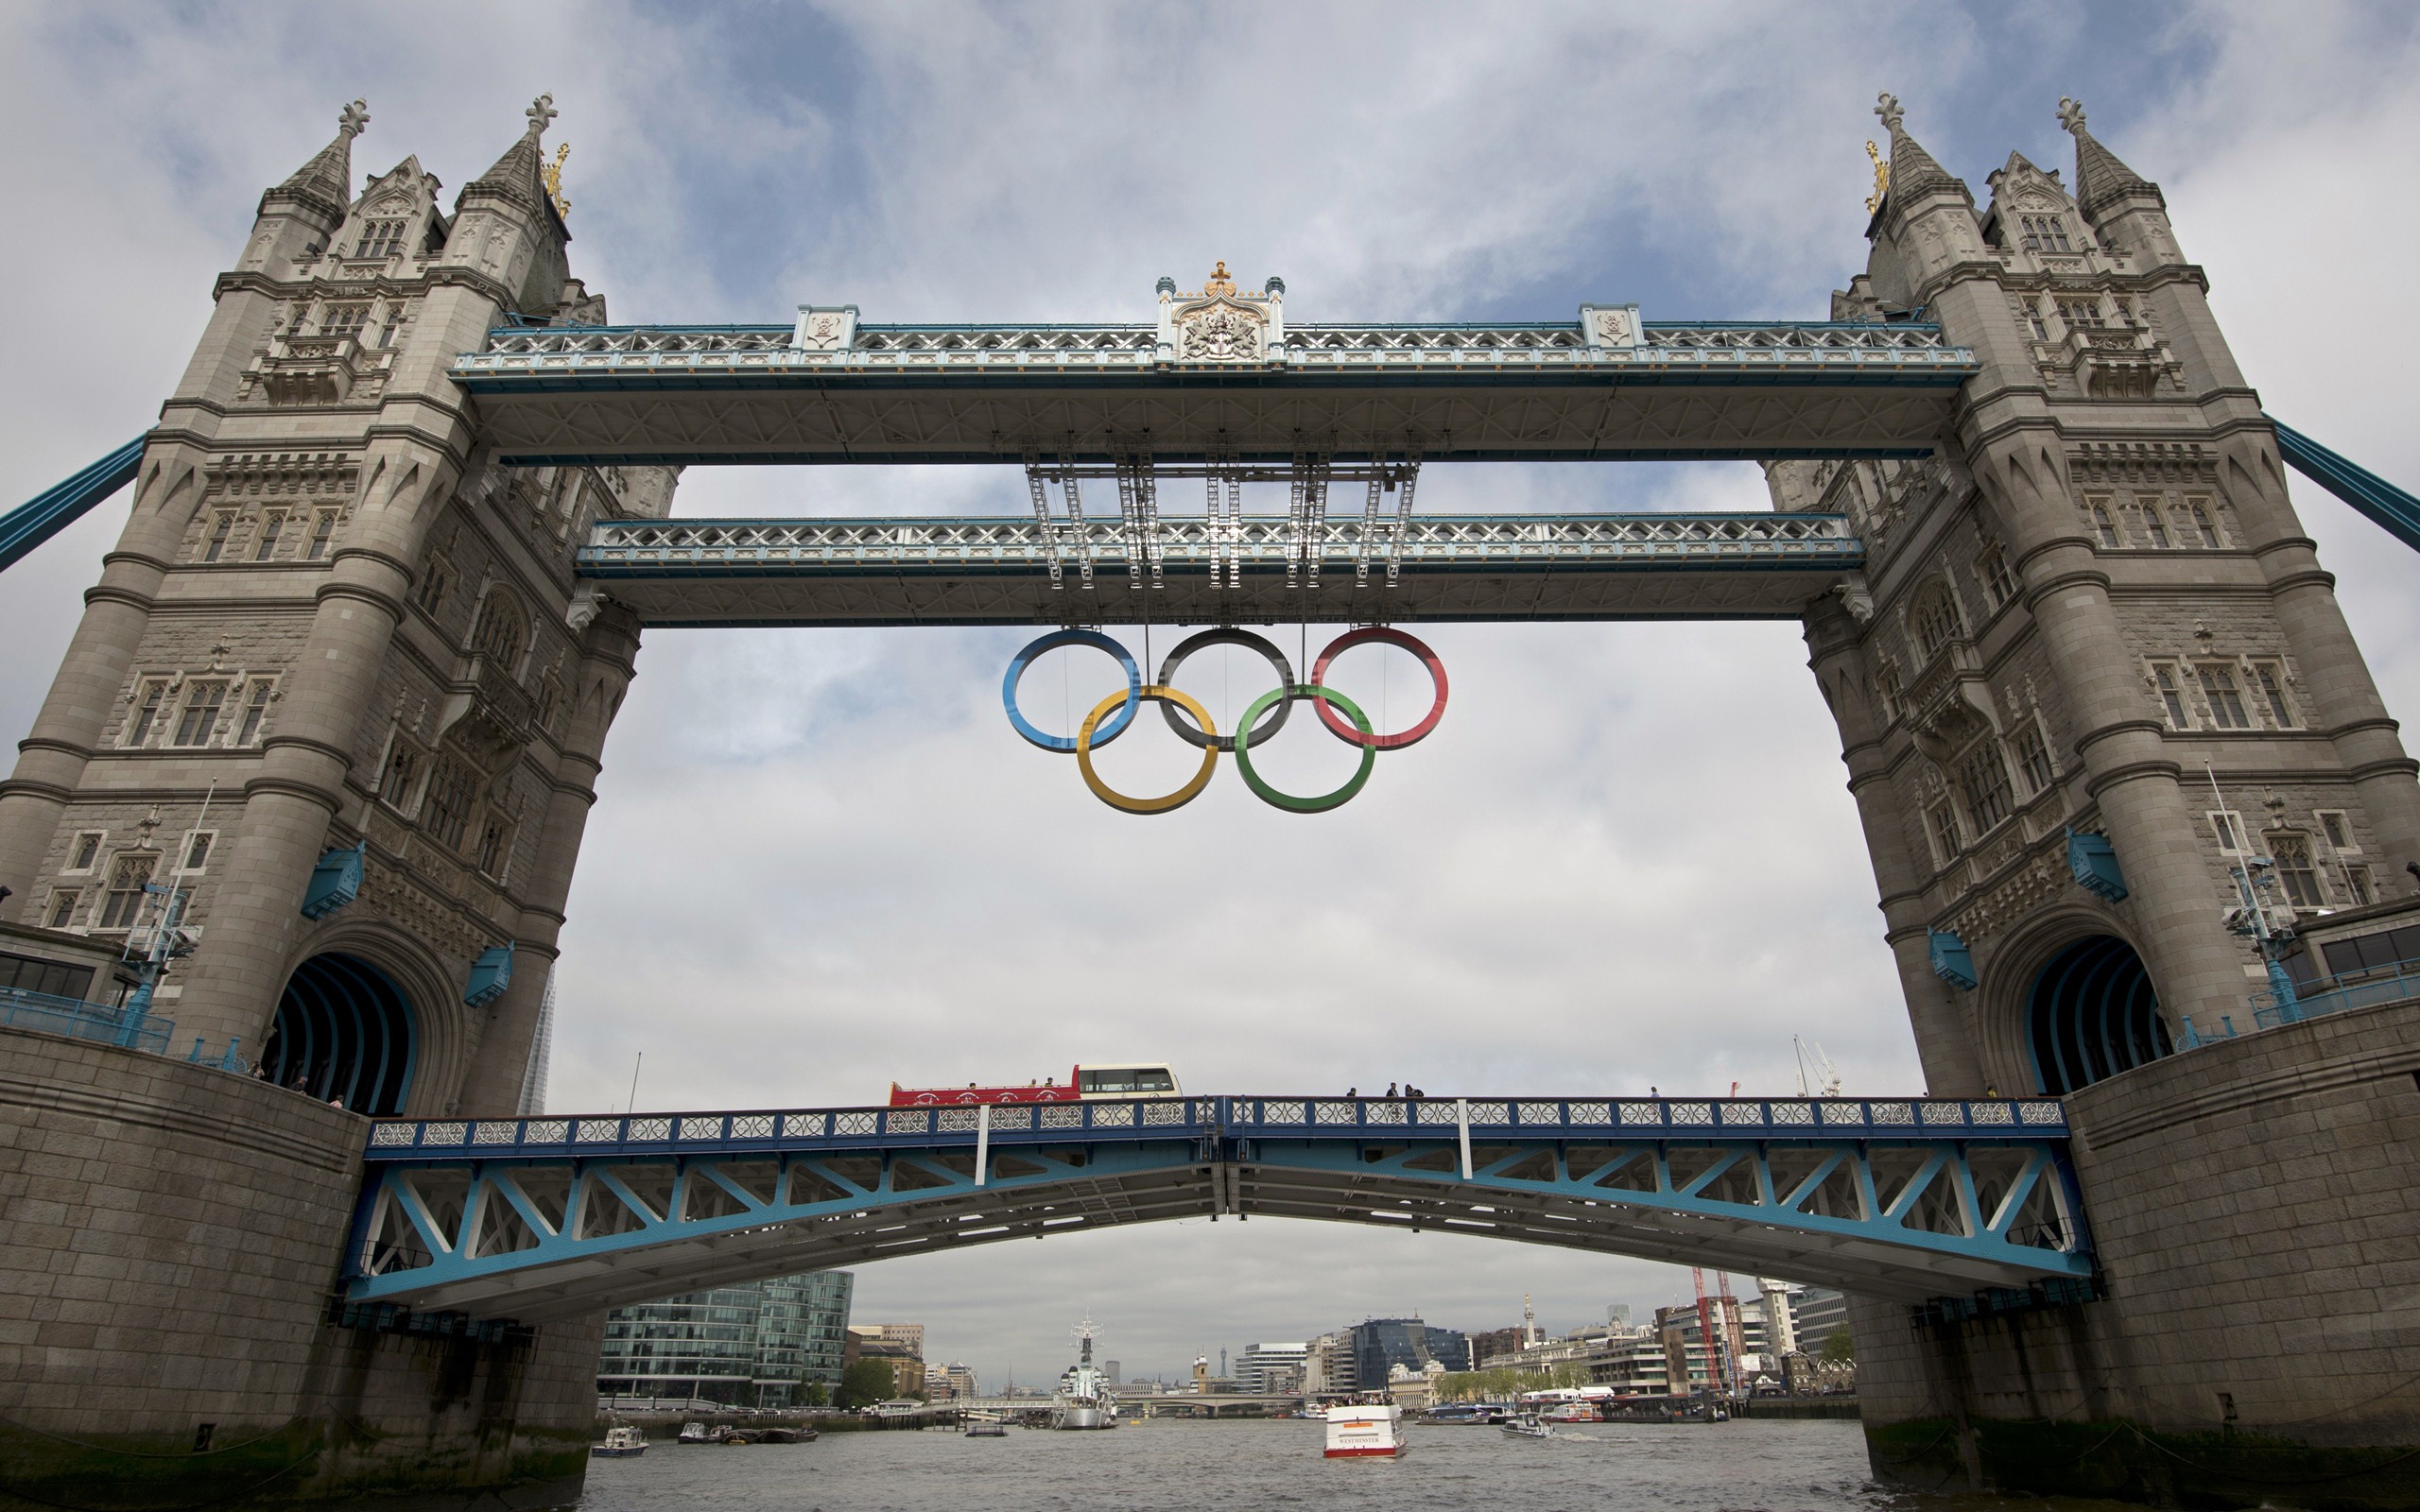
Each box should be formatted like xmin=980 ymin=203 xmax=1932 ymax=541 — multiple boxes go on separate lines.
xmin=1002 ymin=630 xmax=1142 ymax=752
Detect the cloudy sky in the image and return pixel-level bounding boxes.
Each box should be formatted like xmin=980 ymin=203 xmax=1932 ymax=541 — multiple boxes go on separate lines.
xmin=7 ymin=1 xmax=2420 ymax=1388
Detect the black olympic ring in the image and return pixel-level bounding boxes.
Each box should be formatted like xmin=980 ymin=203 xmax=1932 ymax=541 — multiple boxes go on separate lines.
xmin=1154 ymin=627 xmax=1296 ymax=753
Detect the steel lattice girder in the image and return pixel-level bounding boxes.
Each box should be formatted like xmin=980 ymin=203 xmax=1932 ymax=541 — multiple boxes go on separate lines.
xmin=574 ymin=511 xmax=1865 ymax=627
xmin=453 ymin=320 xmax=1974 ymax=464
xmin=345 ymin=1094 xmax=2088 ymax=1320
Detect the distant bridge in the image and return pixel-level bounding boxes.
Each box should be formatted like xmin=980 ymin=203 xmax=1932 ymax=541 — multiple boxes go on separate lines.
xmin=344 ymin=1092 xmax=2088 ymax=1321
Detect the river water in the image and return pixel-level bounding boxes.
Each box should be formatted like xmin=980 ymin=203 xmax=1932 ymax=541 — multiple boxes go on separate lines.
xmin=577 ymin=1418 xmax=2124 ymax=1512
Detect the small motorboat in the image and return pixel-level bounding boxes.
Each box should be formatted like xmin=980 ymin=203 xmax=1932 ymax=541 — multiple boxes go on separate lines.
xmin=756 ymin=1425 xmax=816 ymax=1444
xmin=676 ymin=1421 xmax=711 ymax=1444
xmin=965 ymin=1414 xmax=1008 ymax=1437
xmin=1500 ymin=1413 xmax=1555 ymax=1439
xmin=592 ymin=1424 xmax=648 ymax=1457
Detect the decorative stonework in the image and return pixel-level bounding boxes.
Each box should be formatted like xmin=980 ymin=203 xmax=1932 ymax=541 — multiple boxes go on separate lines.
xmin=1155 ymin=263 xmax=1284 ymax=364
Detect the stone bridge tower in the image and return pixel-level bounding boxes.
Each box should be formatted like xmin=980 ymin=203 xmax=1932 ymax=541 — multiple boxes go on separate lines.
xmin=1772 ymin=96 xmax=2420 ymax=1498
xmin=0 ymin=98 xmax=674 ymax=1117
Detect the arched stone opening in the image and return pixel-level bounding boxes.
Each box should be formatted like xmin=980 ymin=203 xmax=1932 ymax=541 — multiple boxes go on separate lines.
xmin=2025 ymin=934 xmax=2170 ymax=1094
xmin=262 ymin=953 xmax=417 ymax=1115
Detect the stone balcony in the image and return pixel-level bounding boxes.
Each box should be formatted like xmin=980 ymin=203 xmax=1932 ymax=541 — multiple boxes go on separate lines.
xmin=251 ymin=333 xmax=391 ymax=405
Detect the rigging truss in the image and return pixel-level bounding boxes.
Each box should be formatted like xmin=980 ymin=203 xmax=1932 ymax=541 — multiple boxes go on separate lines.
xmin=345 ymin=1092 xmax=2088 ymax=1322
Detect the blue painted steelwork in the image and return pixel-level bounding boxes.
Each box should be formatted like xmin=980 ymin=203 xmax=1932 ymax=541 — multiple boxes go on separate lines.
xmin=346 ymin=1092 xmax=2087 ymax=1320
xmin=300 ymin=843 xmax=364 ymax=919
xmin=2271 ymin=417 xmax=2420 ymax=554
xmin=2066 ymin=829 xmax=2129 ymax=902
xmin=464 ymin=944 xmax=513 ymax=1008
xmin=2026 ymin=936 xmax=2169 ymax=1095
xmin=1928 ymin=929 xmax=1978 ymax=990
xmin=2249 ymin=957 xmax=2420 ymax=1030
xmin=0 ymin=984 xmax=171 ymax=1056
xmin=0 ymin=438 xmax=145 ymax=575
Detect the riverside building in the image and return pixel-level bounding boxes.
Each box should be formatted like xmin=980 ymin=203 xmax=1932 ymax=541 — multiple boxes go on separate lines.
xmin=596 ymin=1270 xmax=852 ymax=1407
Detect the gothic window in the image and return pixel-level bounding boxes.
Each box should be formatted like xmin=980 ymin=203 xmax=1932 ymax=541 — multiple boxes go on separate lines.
xmin=202 ymin=512 xmax=235 ymax=563
xmin=2210 ymin=812 xmax=2244 ymax=852
xmin=1977 ymin=541 xmax=2017 ymax=607
xmin=182 ymin=832 xmax=215 ymax=870
xmin=416 ymin=557 xmax=452 ymax=614
xmin=67 ymin=832 xmax=103 ymax=871
xmin=2013 ymin=724 xmax=2054 ymax=794
xmin=533 ymin=674 xmax=562 ymax=734
xmin=1910 ymin=584 xmax=1962 ymax=660
xmin=2185 ymin=496 xmax=2221 ymax=547
xmin=2251 ymin=662 xmax=2295 ymax=727
xmin=1874 ymin=662 xmax=1902 ymax=723
xmin=2087 ymin=499 xmax=2123 ymax=548
xmin=235 ymin=679 xmax=274 ymax=745
xmin=1959 ymin=745 xmax=2014 ymax=833
xmin=422 ymin=752 xmax=480 ymax=850
xmin=2027 ymin=305 xmax=2049 ymax=341
xmin=2150 ymin=662 xmax=2190 ymax=729
xmin=2056 ymin=296 xmax=2101 ymax=328
xmin=2269 ymin=833 xmax=2323 ymax=908
xmin=2140 ymin=502 xmax=2171 ymax=549
xmin=307 ymin=510 xmax=338 ymax=560
xmin=1928 ymin=801 xmax=1963 ymax=860
xmin=2318 ymin=811 xmax=2355 ymax=850
xmin=475 ymin=813 xmax=512 ymax=880
xmin=377 ymin=307 xmax=405 ymax=348
xmin=354 ymin=220 xmax=406 ymax=259
xmin=171 ymin=681 xmax=227 ymax=747
xmin=377 ymin=743 xmax=422 ymax=809
xmin=96 ymin=854 xmax=156 ymax=930
xmin=44 ymin=889 xmax=79 ymax=928
xmin=253 ymin=511 xmax=285 ymax=561
xmin=320 ymin=303 xmax=371 ymax=340
xmin=126 ymin=679 xmax=169 ymax=747
xmin=2020 ymin=215 xmax=2074 ymax=253
xmin=2344 ymin=865 xmax=2375 ymax=905
xmin=2198 ymin=664 xmax=2252 ymax=730
xmin=472 ymin=592 xmax=527 ymax=669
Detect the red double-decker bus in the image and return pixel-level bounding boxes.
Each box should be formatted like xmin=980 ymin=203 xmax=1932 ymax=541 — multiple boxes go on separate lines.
xmin=888 ymin=1062 xmax=1179 ymax=1107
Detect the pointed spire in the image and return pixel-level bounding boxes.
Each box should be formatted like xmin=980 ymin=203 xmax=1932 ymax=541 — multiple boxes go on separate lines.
xmin=1872 ymin=93 xmax=1970 ymax=208
xmin=465 ymin=94 xmax=559 ymax=215
xmin=2058 ymin=97 xmax=2164 ymax=216
xmin=267 ymin=99 xmax=368 ymax=220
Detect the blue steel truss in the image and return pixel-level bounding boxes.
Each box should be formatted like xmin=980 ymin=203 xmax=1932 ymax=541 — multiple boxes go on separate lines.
xmin=0 ymin=437 xmax=143 ymax=575
xmin=347 ymin=1093 xmax=2088 ymax=1321
xmin=2271 ymin=416 xmax=2420 ymax=555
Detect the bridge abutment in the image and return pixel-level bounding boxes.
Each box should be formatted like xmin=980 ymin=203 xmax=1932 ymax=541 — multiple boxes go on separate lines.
xmin=0 ymin=1025 xmax=605 ymax=1511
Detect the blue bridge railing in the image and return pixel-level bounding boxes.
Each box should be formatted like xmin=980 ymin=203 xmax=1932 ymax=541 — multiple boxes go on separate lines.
xmin=0 ymin=986 xmax=171 ymax=1056
xmin=2249 ymin=958 xmax=2420 ymax=1031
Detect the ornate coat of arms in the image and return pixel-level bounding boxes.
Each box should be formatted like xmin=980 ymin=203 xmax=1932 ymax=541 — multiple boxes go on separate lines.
xmin=1157 ymin=262 xmax=1284 ymax=364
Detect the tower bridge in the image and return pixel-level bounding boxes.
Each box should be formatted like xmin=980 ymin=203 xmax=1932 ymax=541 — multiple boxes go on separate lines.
xmin=0 ymin=91 xmax=2416 ymax=1512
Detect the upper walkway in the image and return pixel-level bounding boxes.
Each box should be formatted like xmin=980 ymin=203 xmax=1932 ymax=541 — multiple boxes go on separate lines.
xmin=453 ymin=313 xmax=1975 ymax=466
xmin=347 ymin=1091 xmax=2087 ymax=1323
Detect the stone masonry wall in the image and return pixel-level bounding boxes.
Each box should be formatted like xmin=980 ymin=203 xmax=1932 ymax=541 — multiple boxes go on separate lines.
xmin=0 ymin=1026 xmax=602 ymax=1510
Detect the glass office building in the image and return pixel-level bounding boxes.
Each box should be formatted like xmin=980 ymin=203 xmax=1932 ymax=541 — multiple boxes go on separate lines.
xmin=596 ymin=1270 xmax=853 ymax=1406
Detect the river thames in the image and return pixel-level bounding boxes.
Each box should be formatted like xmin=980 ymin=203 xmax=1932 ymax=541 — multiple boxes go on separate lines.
xmin=577 ymin=1418 xmax=2135 ymax=1512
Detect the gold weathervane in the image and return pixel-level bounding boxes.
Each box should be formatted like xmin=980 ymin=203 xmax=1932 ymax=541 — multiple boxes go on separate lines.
xmin=1864 ymin=140 xmax=1889 ymax=215
xmin=543 ymin=142 xmax=571 ymax=218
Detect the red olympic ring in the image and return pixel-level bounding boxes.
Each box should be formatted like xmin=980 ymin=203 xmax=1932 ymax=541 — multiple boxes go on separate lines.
xmin=1310 ymin=627 xmax=1449 ymax=750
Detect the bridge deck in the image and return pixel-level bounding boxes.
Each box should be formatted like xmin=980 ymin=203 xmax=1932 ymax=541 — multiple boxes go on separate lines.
xmin=574 ymin=511 xmax=1862 ymax=627
xmin=457 ymin=319 xmax=1974 ymax=465
xmin=347 ymin=1093 xmax=2086 ymax=1320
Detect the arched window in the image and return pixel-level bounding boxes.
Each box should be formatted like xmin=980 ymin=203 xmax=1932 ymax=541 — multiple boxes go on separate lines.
xmin=1910 ymin=583 xmax=1962 ymax=660
xmin=2028 ymin=936 xmax=2170 ymax=1094
xmin=472 ymin=591 xmax=527 ymax=670
xmin=263 ymin=953 xmax=415 ymax=1115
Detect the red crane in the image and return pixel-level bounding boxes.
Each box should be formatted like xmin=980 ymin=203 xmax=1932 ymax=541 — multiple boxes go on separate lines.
xmin=1689 ymin=1268 xmax=1745 ymax=1400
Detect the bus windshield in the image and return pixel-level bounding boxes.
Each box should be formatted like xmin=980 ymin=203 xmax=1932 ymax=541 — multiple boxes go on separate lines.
xmin=1079 ymin=1067 xmax=1175 ymax=1094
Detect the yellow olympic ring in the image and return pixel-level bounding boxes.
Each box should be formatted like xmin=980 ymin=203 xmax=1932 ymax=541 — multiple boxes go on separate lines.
xmin=1074 ymin=685 xmax=1219 ymax=816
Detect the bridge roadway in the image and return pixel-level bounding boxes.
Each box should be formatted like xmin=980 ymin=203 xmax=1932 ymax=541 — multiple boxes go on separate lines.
xmin=571 ymin=511 xmax=1864 ymax=627
xmin=455 ymin=318 xmax=1975 ymax=467
xmin=345 ymin=1092 xmax=2088 ymax=1322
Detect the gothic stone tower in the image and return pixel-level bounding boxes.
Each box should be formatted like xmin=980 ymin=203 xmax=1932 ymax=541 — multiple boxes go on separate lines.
xmin=1771 ymin=97 xmax=2420 ymax=1500
xmin=0 ymin=97 xmax=673 ymax=1117
xmin=0 ymin=101 xmax=673 ymax=1507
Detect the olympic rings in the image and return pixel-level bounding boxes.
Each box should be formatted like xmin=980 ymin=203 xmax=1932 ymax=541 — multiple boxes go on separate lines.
xmin=1310 ymin=627 xmax=1448 ymax=749
xmin=1002 ymin=629 xmax=1140 ymax=752
xmin=1075 ymin=686 xmax=1219 ymax=815
xmin=1233 ymin=685 xmax=1376 ymax=814
xmin=1154 ymin=627 xmax=1295 ymax=752
xmin=1004 ymin=627 xmax=1446 ymax=814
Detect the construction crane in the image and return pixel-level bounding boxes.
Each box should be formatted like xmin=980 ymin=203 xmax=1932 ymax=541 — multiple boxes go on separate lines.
xmin=1792 ymin=1036 xmax=1844 ymax=1098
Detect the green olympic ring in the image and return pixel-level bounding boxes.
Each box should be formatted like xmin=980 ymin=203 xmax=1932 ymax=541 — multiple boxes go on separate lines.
xmin=1231 ymin=684 xmax=1377 ymax=814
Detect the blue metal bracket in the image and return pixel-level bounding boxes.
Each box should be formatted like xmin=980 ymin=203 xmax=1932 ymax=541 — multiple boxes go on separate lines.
xmin=464 ymin=944 xmax=514 ymax=1008
xmin=0 ymin=438 xmax=146 ymax=575
xmin=2270 ymin=416 xmax=2420 ymax=555
xmin=2066 ymin=829 xmax=2129 ymax=902
xmin=1928 ymin=929 xmax=1978 ymax=990
xmin=301 ymin=843 xmax=365 ymax=920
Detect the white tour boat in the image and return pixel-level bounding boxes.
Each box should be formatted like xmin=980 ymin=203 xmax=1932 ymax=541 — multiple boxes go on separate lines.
xmin=592 ymin=1424 xmax=648 ymax=1457
xmin=1323 ymin=1401 xmax=1409 ymax=1458
xmin=1500 ymin=1412 xmax=1555 ymax=1439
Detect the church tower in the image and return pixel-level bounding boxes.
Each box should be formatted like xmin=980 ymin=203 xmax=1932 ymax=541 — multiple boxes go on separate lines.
xmin=0 ymin=99 xmax=676 ymax=1116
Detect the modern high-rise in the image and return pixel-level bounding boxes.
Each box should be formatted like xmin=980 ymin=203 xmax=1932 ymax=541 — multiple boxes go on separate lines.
xmin=596 ymin=1270 xmax=853 ymax=1407
xmin=1348 ymin=1318 xmax=1470 ymax=1389
xmin=1235 ymin=1342 xmax=1310 ymax=1394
